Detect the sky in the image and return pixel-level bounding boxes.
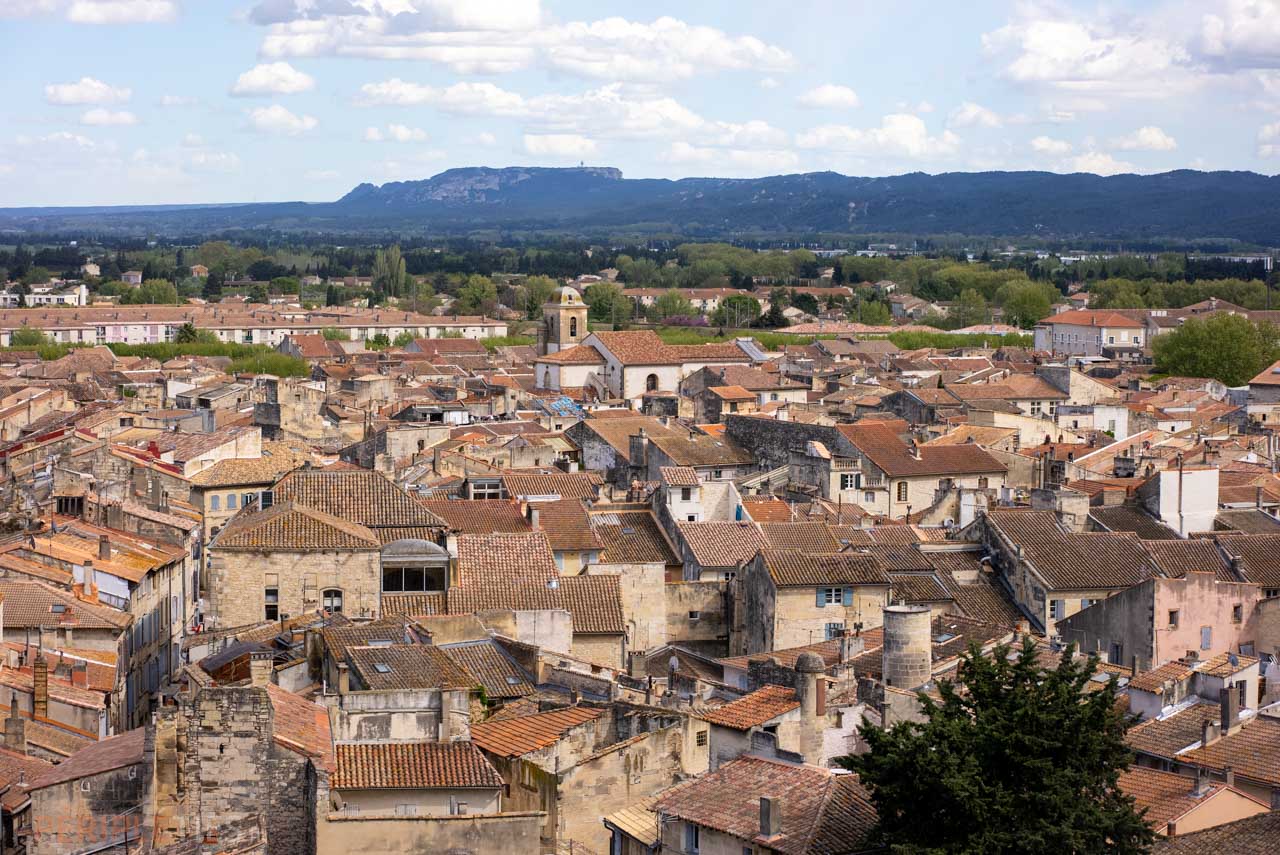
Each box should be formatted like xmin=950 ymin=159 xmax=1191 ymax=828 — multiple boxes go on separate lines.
xmin=3 ymin=0 xmax=1280 ymax=206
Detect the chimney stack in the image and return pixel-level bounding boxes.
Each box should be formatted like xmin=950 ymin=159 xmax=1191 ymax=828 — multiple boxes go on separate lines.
xmin=4 ymin=695 xmax=25 ymax=753
xmin=249 ymin=651 xmax=273 ymax=688
xmin=98 ymin=534 xmax=110 ymax=561
xmin=795 ymin=651 xmax=826 ymax=765
xmin=33 ymin=653 xmax=48 ymax=720
xmin=337 ymin=661 xmax=350 ymax=695
xmin=1192 ymin=766 xmax=1211 ymax=797
xmin=759 ymin=796 xmax=783 ymax=838
xmin=1219 ymin=686 xmax=1237 ymax=733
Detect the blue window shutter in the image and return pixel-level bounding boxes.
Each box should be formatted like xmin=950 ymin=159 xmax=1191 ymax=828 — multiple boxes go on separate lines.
xmin=816 ymin=589 xmax=825 ymax=608
xmin=843 ymin=587 xmax=853 ymax=606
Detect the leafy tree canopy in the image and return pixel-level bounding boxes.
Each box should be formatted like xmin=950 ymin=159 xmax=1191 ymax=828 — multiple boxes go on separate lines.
xmin=842 ymin=638 xmax=1153 ymax=855
xmin=1152 ymin=313 xmax=1280 ymax=386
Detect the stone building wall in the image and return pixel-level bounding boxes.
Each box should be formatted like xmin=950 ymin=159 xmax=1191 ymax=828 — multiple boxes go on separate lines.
xmin=204 ymin=548 xmax=380 ymax=629
xmin=29 ymin=764 xmax=146 ymax=855
xmin=183 ymin=686 xmax=317 ymax=855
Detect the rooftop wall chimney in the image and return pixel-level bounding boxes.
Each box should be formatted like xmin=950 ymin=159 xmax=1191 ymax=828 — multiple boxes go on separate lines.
xmin=1219 ymin=685 xmax=1237 ymax=733
xmin=4 ymin=695 xmax=25 ymax=753
xmin=33 ymin=653 xmax=48 ymax=720
xmin=249 ymin=651 xmax=273 ymax=688
xmin=759 ymin=796 xmax=783 ymax=838
xmin=98 ymin=534 xmax=110 ymax=561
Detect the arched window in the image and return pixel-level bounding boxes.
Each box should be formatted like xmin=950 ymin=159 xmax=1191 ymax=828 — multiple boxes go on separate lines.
xmin=569 ymin=316 xmax=578 ymax=337
xmin=646 ymin=373 xmax=659 ymax=392
xmin=322 ymin=589 xmax=343 ymax=613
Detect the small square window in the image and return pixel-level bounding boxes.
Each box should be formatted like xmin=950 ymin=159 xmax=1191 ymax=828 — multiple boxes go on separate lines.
xmin=1232 ymin=604 xmax=1243 ymax=623
xmin=1168 ymin=610 xmax=1179 ymax=628
xmin=688 ymin=611 xmax=701 ymax=621
xmin=680 ymin=487 xmax=692 ymax=501
xmin=696 ymin=730 xmax=708 ymax=747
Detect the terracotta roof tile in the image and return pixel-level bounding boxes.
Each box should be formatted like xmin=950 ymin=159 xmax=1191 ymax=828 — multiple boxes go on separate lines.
xmin=659 ymin=466 xmax=701 ymax=487
xmin=1180 ymin=713 xmax=1280 ymax=787
xmin=760 ymin=522 xmax=843 ymax=553
xmin=470 ymin=706 xmax=602 ymax=757
xmin=500 ymin=472 xmax=602 ymax=500
xmin=266 ymin=683 xmax=334 ymax=771
xmin=418 ymin=499 xmax=531 ymax=534
xmin=456 ymin=531 xmax=559 ymax=585
xmin=559 ymin=575 xmax=626 ymax=634
xmin=333 ymin=741 xmax=503 ymax=790
xmin=381 ymin=592 xmax=446 ymax=618
xmin=589 ymin=509 xmax=680 ymax=565
xmin=677 ymin=521 xmax=767 ymax=568
xmin=528 ymin=498 xmax=602 ymax=553
xmin=1091 ymin=506 xmax=1180 ymax=540
xmin=1212 ymin=534 xmax=1280 ymax=586
xmin=762 ymin=550 xmax=891 ymax=588
xmin=215 ymin=501 xmax=382 ymax=551
xmin=0 ymin=578 xmax=130 ymax=630
xmin=653 ymin=755 xmax=876 ymax=855
xmin=839 ymin=422 xmax=1005 ymax=478
xmin=1119 ymin=766 xmax=1234 ymax=830
xmin=346 ymin=644 xmax=474 ymax=691
xmin=29 ymin=728 xmax=144 ymax=790
xmin=440 ymin=641 xmax=535 ymax=699
xmin=1142 ymin=540 xmax=1235 ymax=582
xmin=699 ymin=685 xmax=799 ymax=730
xmin=1150 ymin=810 xmax=1280 ymax=854
xmin=273 ymin=469 xmax=446 ymax=541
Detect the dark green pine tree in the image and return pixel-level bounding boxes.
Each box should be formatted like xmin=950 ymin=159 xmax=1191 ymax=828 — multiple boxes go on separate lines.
xmin=841 ymin=638 xmax=1154 ymax=855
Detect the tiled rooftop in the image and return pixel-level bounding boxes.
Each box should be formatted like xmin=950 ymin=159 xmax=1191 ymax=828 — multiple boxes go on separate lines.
xmin=332 ymin=741 xmax=503 ymax=790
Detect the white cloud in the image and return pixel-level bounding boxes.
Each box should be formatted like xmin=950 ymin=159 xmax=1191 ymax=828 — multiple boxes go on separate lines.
xmin=66 ymin=0 xmax=176 ymax=24
xmin=1200 ymin=1 xmax=1280 ymax=67
xmin=797 ymin=84 xmax=859 ymax=110
xmin=982 ymin=14 xmax=1198 ymax=102
xmin=1259 ymin=121 xmax=1280 ymax=157
xmin=523 ymin=133 xmax=597 ymax=158
xmin=250 ymin=0 xmax=542 ymax=31
xmin=0 ymin=1 xmax=59 ymax=18
xmin=1111 ymin=125 xmax=1177 ymax=151
xmin=359 ymin=79 xmax=526 ymax=114
xmin=81 ymin=108 xmax=138 ymax=125
xmin=45 ymin=76 xmax=130 ymax=105
xmin=358 ymin=79 xmax=716 ymax=142
xmin=948 ymin=101 xmax=1002 ymax=128
xmin=257 ymin=10 xmax=791 ymax=82
xmin=186 ymin=150 xmax=241 ymax=173
xmin=470 ymin=131 xmax=497 ymax=146
xmin=387 ymin=124 xmax=428 ymax=142
xmin=364 ymin=123 xmax=428 ymax=143
xmin=305 ymin=169 xmax=341 ymax=181
xmin=231 ymin=61 xmax=315 ymax=96
xmin=181 ymin=133 xmax=203 ymax=147
xmin=247 ymin=104 xmax=317 ymax=135
xmin=159 ymin=94 xmax=196 ymax=107
xmin=663 ymin=141 xmax=799 ymax=174
xmin=759 ymin=77 xmax=780 ymax=89
xmin=1065 ymin=151 xmax=1135 ymax=175
xmin=14 ymin=131 xmax=99 ymax=149
xmin=1030 ymin=135 xmax=1073 ymax=155
xmin=796 ymin=114 xmax=961 ymax=159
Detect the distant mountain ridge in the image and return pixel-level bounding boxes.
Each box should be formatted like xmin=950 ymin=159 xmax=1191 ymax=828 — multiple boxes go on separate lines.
xmin=3 ymin=166 xmax=1279 ymax=243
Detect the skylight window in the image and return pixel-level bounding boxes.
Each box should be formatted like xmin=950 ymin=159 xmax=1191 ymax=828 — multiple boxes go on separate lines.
xmin=373 ymin=663 xmax=391 ymax=674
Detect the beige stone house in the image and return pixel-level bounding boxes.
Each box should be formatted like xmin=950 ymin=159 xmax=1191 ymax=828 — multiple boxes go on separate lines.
xmin=734 ymin=549 xmax=891 ymax=655
xmin=835 ymin=422 xmax=1007 ymax=520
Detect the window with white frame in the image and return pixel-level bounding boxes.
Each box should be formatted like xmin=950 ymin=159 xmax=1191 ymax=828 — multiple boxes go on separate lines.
xmin=820 ymin=587 xmax=843 ymax=605
xmin=825 ymin=622 xmax=845 ymax=640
